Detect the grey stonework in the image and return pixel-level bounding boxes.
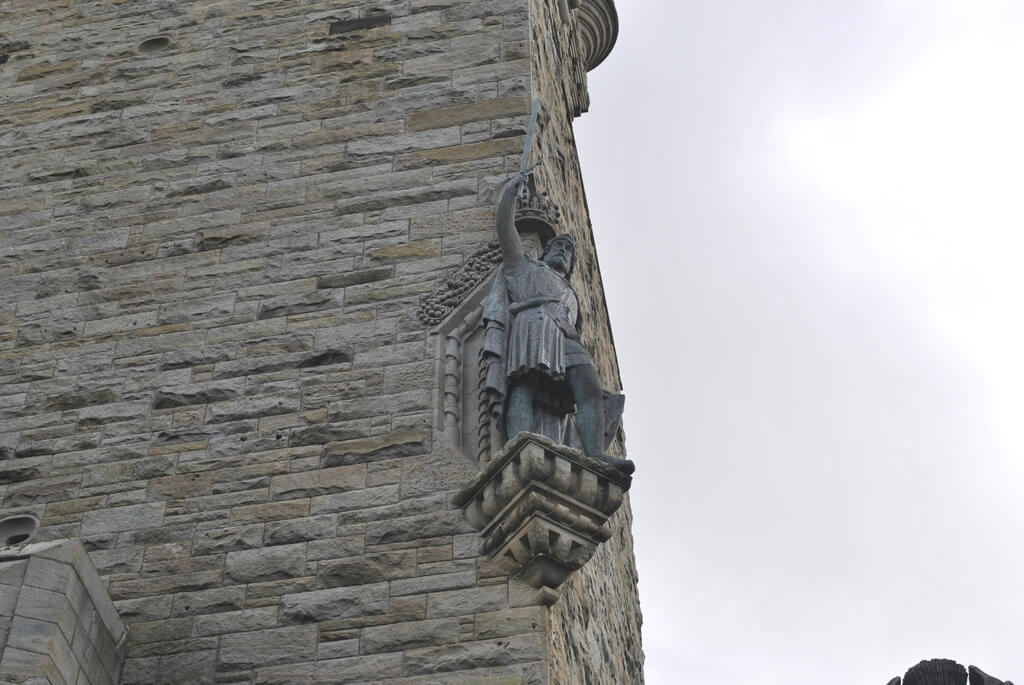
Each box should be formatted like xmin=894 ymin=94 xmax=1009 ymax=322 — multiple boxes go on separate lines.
xmin=0 ymin=0 xmax=640 ymax=683
xmin=0 ymin=540 xmax=127 ymax=685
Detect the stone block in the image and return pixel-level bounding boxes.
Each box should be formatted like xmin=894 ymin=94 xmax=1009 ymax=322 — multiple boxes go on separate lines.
xmin=191 ymin=524 xmax=263 ymax=554
xmin=158 ymin=650 xmax=218 ymax=684
xmin=22 ymin=556 xmax=72 ymax=592
xmin=309 ymin=484 xmax=400 ymax=515
xmin=312 ymin=653 xmax=403 ymax=684
xmin=269 ymin=464 xmax=365 ymax=500
xmin=406 ymin=96 xmax=529 ymax=132
xmin=13 ymin=586 xmax=76 ymax=641
xmin=317 ymin=550 xmax=416 ymax=587
xmin=230 ymin=500 xmax=309 ymax=524
xmin=114 ymin=595 xmax=174 ymax=622
xmin=279 ymin=583 xmax=389 ymax=624
xmin=474 ymin=607 xmax=546 ymax=640
xmin=365 ymin=510 xmax=474 ymax=546
xmin=316 ymin=638 xmax=359 ymax=660
xmin=390 ymin=570 xmax=477 ymax=597
xmin=128 ymin=617 xmax=193 ymax=644
xmin=402 ymin=634 xmax=545 ymax=676
xmin=170 ymin=587 xmax=246 ymax=617
xmin=192 ymin=606 xmax=278 ymax=636
xmin=264 ymin=515 xmax=336 ymax=545
xmin=0 ymin=564 xmax=28 ymax=596
xmin=224 ymin=543 xmax=306 ymax=583
xmin=360 ymin=617 xmax=460 ymax=655
xmin=321 ymin=428 xmax=430 ymax=466
xmin=401 ymin=451 xmax=479 ymax=499
xmin=218 ymin=625 xmax=318 ymax=668
xmin=426 ymin=585 xmax=508 ymax=619
xmin=80 ymin=502 xmax=165 ymax=535
xmin=0 ymin=647 xmax=63 ymax=684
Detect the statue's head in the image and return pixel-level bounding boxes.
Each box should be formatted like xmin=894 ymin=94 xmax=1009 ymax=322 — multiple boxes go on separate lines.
xmin=541 ymin=234 xmax=576 ymax=277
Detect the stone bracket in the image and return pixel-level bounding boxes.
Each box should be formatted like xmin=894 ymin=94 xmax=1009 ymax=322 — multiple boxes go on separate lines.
xmin=452 ymin=433 xmax=631 ymax=604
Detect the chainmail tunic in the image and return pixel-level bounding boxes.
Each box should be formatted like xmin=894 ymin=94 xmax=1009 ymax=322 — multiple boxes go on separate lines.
xmin=503 ymin=259 xmax=589 ymax=380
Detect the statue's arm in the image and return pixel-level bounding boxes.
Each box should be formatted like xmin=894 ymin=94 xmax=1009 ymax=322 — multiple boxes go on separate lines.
xmin=495 ymin=173 xmax=528 ymax=269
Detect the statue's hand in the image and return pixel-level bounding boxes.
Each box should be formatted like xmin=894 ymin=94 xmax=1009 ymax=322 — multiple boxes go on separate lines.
xmin=503 ymin=169 xmax=531 ymax=193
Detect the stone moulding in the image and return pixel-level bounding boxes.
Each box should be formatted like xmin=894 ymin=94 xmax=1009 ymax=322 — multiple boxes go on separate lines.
xmin=569 ymin=0 xmax=619 ymax=71
xmin=452 ymin=433 xmax=632 ymax=605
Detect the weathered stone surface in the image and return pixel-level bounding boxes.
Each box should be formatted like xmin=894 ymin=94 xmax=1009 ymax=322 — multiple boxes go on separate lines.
xmin=0 ymin=0 xmax=641 ymax=682
xmin=475 ymin=607 xmax=547 ymax=640
xmin=80 ymin=503 xmax=165 ymax=536
xmin=191 ymin=524 xmax=263 ymax=555
xmin=317 ymin=550 xmax=416 ymax=587
xmin=224 ymin=544 xmax=306 ymax=583
xmin=426 ymin=586 xmax=509 ymax=619
xmin=218 ymin=625 xmax=318 ymax=668
xmin=280 ymin=583 xmax=389 ymax=624
xmin=264 ymin=515 xmax=336 ymax=545
xmin=193 ymin=607 xmax=278 ymax=636
xmin=407 ymin=96 xmax=530 ymax=132
xmin=322 ymin=428 xmax=430 ymax=466
xmin=0 ymin=540 xmax=126 ymax=685
xmin=403 ymin=634 xmax=545 ymax=676
xmin=360 ymin=618 xmax=461 ymax=654
xmin=269 ymin=464 xmax=365 ymax=500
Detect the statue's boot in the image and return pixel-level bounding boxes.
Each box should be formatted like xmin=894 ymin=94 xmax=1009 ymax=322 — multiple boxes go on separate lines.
xmin=596 ymin=453 xmax=635 ymax=476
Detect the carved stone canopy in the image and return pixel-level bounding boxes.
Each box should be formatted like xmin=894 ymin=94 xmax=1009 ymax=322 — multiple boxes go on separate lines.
xmin=452 ymin=433 xmax=632 ymax=605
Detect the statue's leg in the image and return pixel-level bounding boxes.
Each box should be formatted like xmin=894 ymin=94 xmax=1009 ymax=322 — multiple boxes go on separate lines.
xmin=506 ymin=376 xmax=537 ymax=438
xmin=565 ymin=363 xmax=605 ymax=457
xmin=567 ymin=363 xmax=635 ymax=475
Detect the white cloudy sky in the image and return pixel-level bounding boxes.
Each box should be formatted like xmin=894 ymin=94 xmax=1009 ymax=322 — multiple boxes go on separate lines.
xmin=575 ymin=1 xmax=1024 ymax=683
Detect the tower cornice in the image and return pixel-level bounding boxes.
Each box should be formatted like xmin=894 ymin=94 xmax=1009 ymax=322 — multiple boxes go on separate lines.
xmin=575 ymin=0 xmax=619 ymax=70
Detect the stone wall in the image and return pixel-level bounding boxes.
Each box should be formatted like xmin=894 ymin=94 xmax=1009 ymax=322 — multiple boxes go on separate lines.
xmin=525 ymin=1 xmax=645 ymax=680
xmin=0 ymin=0 xmax=641 ymax=682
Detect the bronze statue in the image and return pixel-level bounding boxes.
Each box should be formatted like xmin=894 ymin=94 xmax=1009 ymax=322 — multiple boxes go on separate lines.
xmin=889 ymin=659 xmax=1014 ymax=685
xmin=482 ymin=170 xmax=634 ymax=475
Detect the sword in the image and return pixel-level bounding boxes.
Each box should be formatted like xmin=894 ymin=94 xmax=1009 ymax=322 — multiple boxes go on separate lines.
xmin=517 ymin=99 xmax=541 ymax=196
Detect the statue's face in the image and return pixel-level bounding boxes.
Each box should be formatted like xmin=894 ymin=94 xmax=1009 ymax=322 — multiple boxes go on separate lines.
xmin=542 ymin=240 xmax=575 ymax=274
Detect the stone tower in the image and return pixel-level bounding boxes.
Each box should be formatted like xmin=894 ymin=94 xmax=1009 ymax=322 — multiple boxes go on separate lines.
xmin=0 ymin=1 xmax=643 ymax=683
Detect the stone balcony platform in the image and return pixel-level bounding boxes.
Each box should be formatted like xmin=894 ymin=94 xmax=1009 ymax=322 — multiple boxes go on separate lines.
xmin=453 ymin=433 xmax=632 ymax=605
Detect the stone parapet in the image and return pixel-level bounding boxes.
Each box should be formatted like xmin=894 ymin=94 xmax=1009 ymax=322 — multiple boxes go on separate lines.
xmin=453 ymin=433 xmax=631 ymax=605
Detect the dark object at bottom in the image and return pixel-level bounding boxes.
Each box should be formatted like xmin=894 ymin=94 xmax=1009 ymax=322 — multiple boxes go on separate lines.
xmin=889 ymin=659 xmax=1013 ymax=685
xmin=597 ymin=452 xmax=635 ymax=475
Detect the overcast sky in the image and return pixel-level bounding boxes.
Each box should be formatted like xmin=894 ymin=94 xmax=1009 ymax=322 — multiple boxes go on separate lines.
xmin=575 ymin=1 xmax=1024 ymax=683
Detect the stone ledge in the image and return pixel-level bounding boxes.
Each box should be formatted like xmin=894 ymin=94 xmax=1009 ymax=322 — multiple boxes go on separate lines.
xmin=452 ymin=434 xmax=631 ymax=605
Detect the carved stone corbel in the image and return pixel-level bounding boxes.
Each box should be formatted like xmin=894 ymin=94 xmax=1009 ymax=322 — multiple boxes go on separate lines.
xmin=452 ymin=433 xmax=632 ymax=605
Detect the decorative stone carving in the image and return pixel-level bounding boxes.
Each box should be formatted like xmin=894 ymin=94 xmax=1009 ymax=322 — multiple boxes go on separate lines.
xmin=888 ymin=660 xmax=1014 ymax=685
xmin=452 ymin=433 xmax=632 ymax=605
xmin=417 ymin=243 xmax=502 ymax=326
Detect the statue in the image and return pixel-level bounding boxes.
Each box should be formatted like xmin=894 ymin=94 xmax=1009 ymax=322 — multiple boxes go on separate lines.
xmin=481 ymin=169 xmax=635 ymax=475
xmin=888 ymin=659 xmax=1014 ymax=685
